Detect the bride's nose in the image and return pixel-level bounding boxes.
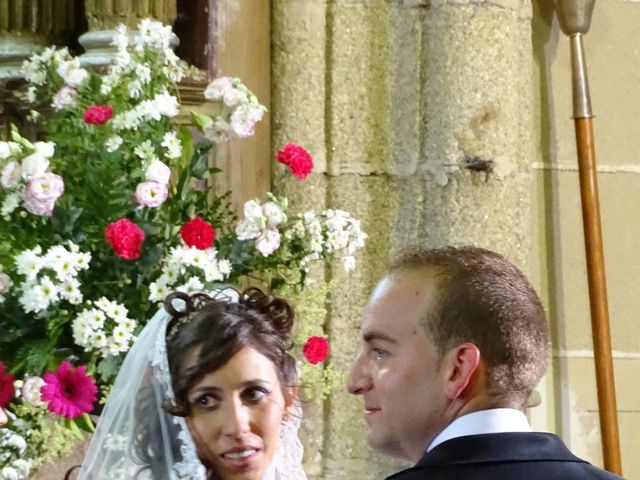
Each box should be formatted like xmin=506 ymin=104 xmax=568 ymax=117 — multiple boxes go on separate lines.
xmin=223 ymin=399 xmax=251 ymax=437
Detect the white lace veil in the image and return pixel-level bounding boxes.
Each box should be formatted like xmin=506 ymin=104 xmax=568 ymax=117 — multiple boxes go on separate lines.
xmin=78 ymin=294 xmax=307 ymax=480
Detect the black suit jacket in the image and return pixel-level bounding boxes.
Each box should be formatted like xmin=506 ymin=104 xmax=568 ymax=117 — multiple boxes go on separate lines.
xmin=386 ymin=432 xmax=624 ymax=480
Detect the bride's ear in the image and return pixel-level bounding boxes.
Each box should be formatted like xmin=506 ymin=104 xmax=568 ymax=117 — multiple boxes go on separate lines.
xmin=284 ymin=385 xmax=298 ymax=419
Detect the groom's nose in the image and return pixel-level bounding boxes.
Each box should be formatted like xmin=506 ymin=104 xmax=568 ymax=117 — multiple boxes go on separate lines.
xmin=347 ymin=352 xmax=371 ymax=395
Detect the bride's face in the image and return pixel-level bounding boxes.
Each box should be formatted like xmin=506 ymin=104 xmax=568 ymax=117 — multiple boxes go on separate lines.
xmin=185 ymin=346 xmax=293 ymax=480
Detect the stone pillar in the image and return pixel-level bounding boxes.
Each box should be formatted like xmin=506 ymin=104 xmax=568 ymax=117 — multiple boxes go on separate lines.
xmin=420 ymin=0 xmax=535 ymax=269
xmin=272 ymin=0 xmax=536 ymax=479
xmin=79 ymin=0 xmax=177 ymax=67
xmin=0 ymin=0 xmax=76 ymax=81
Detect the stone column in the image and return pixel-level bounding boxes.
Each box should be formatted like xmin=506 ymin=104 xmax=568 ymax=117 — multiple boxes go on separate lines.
xmin=272 ymin=0 xmax=536 ymax=479
xmin=79 ymin=0 xmax=177 ymax=67
xmin=0 ymin=0 xmax=76 ymax=81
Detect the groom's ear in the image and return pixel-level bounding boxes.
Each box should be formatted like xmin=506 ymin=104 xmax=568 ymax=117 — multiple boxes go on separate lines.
xmin=443 ymin=342 xmax=481 ymax=401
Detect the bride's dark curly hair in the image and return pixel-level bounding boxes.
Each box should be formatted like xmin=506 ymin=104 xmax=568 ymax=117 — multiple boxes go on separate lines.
xmin=163 ymin=286 xmax=298 ymax=416
xmin=132 ymin=287 xmax=298 ymax=479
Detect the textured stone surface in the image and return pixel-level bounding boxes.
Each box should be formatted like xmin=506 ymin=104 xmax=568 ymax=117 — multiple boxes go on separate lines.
xmin=84 ymin=0 xmax=177 ymax=29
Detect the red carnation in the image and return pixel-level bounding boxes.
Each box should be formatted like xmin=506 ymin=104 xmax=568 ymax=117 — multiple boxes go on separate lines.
xmin=83 ymin=105 xmax=113 ymax=125
xmin=105 ymin=218 xmax=145 ymax=260
xmin=180 ymin=217 xmax=215 ymax=250
xmin=303 ymin=336 xmax=329 ymax=365
xmin=276 ymin=143 xmax=314 ymax=180
xmin=0 ymin=362 xmax=14 ymax=408
xmin=40 ymin=361 xmax=97 ymax=419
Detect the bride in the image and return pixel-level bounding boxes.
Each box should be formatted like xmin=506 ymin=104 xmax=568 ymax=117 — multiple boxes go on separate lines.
xmin=78 ymin=287 xmax=307 ymax=480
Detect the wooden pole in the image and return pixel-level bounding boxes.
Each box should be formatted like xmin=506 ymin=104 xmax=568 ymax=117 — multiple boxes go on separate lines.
xmin=553 ymin=0 xmax=622 ymax=474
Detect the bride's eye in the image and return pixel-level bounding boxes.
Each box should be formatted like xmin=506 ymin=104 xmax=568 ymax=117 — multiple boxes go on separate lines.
xmin=191 ymin=393 xmax=219 ymax=410
xmin=242 ymin=386 xmax=269 ymax=404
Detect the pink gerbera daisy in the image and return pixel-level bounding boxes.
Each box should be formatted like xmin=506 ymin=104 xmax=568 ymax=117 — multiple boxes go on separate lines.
xmin=40 ymin=361 xmax=98 ymax=418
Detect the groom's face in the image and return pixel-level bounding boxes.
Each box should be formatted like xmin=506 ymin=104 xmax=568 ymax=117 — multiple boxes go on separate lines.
xmin=347 ymin=270 xmax=450 ymax=463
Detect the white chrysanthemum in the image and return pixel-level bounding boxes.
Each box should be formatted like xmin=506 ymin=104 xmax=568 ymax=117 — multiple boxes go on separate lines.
xmin=59 ymin=277 xmax=82 ymax=304
xmin=105 ymin=135 xmax=123 ymax=152
xmin=12 ymin=459 xmax=31 ymax=478
xmin=135 ymin=64 xmax=152 ymax=84
xmin=112 ymin=325 xmax=133 ymax=345
xmin=111 ymin=110 xmax=141 ymax=130
xmin=153 ymin=91 xmax=179 ymax=117
xmin=85 ymin=308 xmax=106 ymax=330
xmin=15 ymin=247 xmax=43 ymax=280
xmin=134 ymin=140 xmax=156 ymax=161
xmin=57 ymin=58 xmax=88 ymax=87
xmin=161 ymin=130 xmax=182 ymax=159
xmin=177 ymin=276 xmax=204 ymax=294
xmin=148 ymin=278 xmax=171 ymax=302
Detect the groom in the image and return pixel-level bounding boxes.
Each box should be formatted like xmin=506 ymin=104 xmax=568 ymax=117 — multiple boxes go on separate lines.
xmin=347 ymin=246 xmax=623 ymax=479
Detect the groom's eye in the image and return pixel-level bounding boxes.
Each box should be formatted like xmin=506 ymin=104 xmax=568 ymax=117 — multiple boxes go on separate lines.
xmin=370 ymin=347 xmax=388 ymax=360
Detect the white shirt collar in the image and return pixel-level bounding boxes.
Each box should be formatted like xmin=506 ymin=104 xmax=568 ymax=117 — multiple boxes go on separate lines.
xmin=427 ymin=408 xmax=532 ymax=452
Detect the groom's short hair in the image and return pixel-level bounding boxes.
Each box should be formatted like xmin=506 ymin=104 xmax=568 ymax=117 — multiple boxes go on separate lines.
xmin=389 ymin=246 xmax=550 ymax=405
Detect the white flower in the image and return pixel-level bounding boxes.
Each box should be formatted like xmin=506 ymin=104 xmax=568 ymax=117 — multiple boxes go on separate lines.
xmin=128 ymin=80 xmax=143 ymax=99
xmin=12 ymin=459 xmax=31 ymax=478
xmin=161 ymin=131 xmax=182 ymax=159
xmin=0 ymin=271 xmax=11 ymax=296
xmin=230 ymin=103 xmax=262 ymax=138
xmin=20 ymin=153 xmax=49 ymax=180
xmin=135 ymin=64 xmax=152 ymax=84
xmin=235 ymin=219 xmax=261 ymax=241
xmin=223 ymin=87 xmax=248 ymax=107
xmin=38 ymin=276 xmax=59 ymax=304
xmin=1 ymin=192 xmax=20 ymax=218
xmin=149 ymin=279 xmax=170 ymax=302
xmin=1 ymin=161 xmax=21 ymax=189
xmin=1 ymin=466 xmax=19 ymax=480
xmin=153 ymin=91 xmax=179 ymax=117
xmin=204 ymin=76 xmax=233 ymax=100
xmin=263 ymin=201 xmax=285 ymax=227
xmin=255 ymin=228 xmax=281 ymax=257
xmin=0 ymin=142 xmax=13 ymax=160
xmin=135 ymin=181 xmax=168 ymax=207
xmin=105 ymin=135 xmax=123 ymax=152
xmin=15 ymin=247 xmax=43 ymax=280
xmin=145 ymin=159 xmax=171 ymax=184
xmin=57 ymin=59 xmax=88 ymax=86
xmin=177 ymin=276 xmax=204 ymax=294
xmin=342 ymin=255 xmax=357 ymax=272
xmin=21 ymin=376 xmax=45 ymax=407
xmin=23 ymin=173 xmax=64 ymax=217
xmin=112 ymin=325 xmax=133 ymax=345
xmin=59 ymin=277 xmax=82 ymax=304
xmin=52 ymin=85 xmax=77 ymax=110
xmin=33 ymin=141 xmax=55 ymax=158
xmin=134 ymin=141 xmax=156 ymax=161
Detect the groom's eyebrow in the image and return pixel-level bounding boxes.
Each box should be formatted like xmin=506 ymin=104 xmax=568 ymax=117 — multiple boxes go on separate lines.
xmin=362 ymin=330 xmax=397 ymax=344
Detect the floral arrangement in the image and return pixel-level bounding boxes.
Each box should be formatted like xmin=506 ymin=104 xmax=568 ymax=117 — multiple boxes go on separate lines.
xmin=0 ymin=19 xmax=366 ymax=476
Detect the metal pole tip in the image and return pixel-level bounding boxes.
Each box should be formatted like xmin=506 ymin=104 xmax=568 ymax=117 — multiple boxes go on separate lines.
xmin=553 ymin=0 xmax=595 ymax=36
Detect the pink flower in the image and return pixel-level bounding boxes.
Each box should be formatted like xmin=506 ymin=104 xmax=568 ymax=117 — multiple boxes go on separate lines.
xmin=303 ymin=336 xmax=329 ymax=365
xmin=135 ymin=181 xmax=168 ymax=208
xmin=0 ymin=362 xmax=14 ymax=408
xmin=180 ymin=217 xmax=215 ymax=250
xmin=276 ymin=143 xmax=314 ymax=180
xmin=105 ymin=218 xmax=145 ymax=260
xmin=83 ymin=105 xmax=114 ymax=125
xmin=40 ymin=361 xmax=97 ymax=418
xmin=23 ymin=172 xmax=64 ymax=217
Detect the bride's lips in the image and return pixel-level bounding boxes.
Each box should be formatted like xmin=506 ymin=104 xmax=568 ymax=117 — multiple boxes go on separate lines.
xmin=220 ymin=446 xmax=261 ymax=471
xmin=364 ymin=405 xmax=381 ymax=422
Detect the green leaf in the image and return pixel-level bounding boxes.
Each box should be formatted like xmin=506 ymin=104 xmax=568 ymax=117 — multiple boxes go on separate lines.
xmin=75 ymin=413 xmax=96 ymax=433
xmin=190 ymin=111 xmax=213 ymax=131
xmin=63 ymin=417 xmax=85 ymax=440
